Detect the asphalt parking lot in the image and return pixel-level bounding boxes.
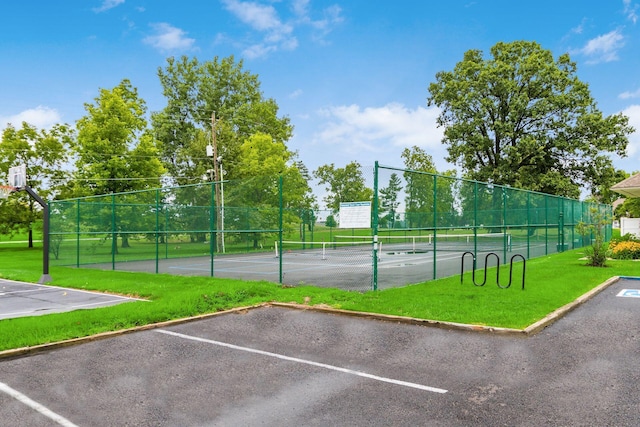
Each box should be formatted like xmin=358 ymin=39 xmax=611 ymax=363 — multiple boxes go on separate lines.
xmin=0 ymin=279 xmax=142 ymax=320
xmin=0 ymin=277 xmax=638 ymax=426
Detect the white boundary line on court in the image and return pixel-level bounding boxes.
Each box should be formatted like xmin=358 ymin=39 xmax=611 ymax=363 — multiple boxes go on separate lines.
xmin=155 ymin=329 xmax=448 ymax=394
xmin=0 ymin=382 xmax=78 ymax=427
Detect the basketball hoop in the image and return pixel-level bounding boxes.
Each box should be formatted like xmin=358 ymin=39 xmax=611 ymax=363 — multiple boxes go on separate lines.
xmin=0 ymin=185 xmax=17 ymax=199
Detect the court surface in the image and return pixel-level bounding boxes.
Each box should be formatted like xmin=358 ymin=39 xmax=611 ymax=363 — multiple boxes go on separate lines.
xmin=0 ymin=277 xmax=638 ymax=426
xmin=81 ymin=240 xmax=535 ymax=291
xmin=0 ymin=279 xmax=143 ymax=320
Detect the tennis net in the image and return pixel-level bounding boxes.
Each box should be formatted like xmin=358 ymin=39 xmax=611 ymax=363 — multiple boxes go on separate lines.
xmin=275 ymin=240 xmax=374 ymax=260
xmin=335 ymin=233 xmax=512 ymax=252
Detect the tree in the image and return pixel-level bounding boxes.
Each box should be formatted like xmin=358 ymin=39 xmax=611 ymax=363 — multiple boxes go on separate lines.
xmin=0 ymin=122 xmax=73 ymax=246
xmin=231 ymin=133 xmax=315 ymax=248
xmin=379 ymin=173 xmax=402 ymax=229
xmin=428 ymin=40 xmax=634 ymax=198
xmin=400 ymin=146 xmax=456 ymax=228
xmin=313 ymin=161 xmax=373 ymax=213
xmin=152 ymin=55 xmax=293 ymax=186
xmin=72 ymin=79 xmax=165 ymax=250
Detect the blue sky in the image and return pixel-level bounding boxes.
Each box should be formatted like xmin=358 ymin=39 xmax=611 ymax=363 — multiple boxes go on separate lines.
xmin=1 ymin=0 xmax=640 ymax=182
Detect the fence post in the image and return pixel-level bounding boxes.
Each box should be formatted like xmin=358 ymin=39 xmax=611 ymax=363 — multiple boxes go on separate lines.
xmin=210 ymin=181 xmax=215 ymax=277
xmin=372 ymin=162 xmax=379 ymax=291
xmin=111 ymin=193 xmax=116 ymax=270
xmin=76 ymin=198 xmax=81 ymax=268
xmin=155 ymin=188 xmax=160 ymax=274
xmin=433 ymin=174 xmax=437 ymax=280
xmin=279 ymin=176 xmax=284 ymax=285
xmin=558 ymin=198 xmax=565 ymax=252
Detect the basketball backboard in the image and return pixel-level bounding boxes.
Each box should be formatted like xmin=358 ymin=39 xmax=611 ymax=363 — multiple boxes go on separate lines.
xmin=8 ymin=164 xmax=26 ymax=188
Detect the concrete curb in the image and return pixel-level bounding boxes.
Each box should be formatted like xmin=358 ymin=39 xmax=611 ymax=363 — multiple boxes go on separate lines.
xmin=0 ymin=276 xmax=622 ymax=359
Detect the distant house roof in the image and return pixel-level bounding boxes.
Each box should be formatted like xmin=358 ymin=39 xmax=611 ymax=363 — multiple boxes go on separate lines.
xmin=611 ymin=173 xmax=640 ymax=198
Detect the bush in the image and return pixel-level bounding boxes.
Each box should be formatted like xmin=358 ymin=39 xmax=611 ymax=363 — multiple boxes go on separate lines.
xmin=609 ymin=240 xmax=640 ymax=260
xmin=576 ymin=208 xmax=610 ymax=267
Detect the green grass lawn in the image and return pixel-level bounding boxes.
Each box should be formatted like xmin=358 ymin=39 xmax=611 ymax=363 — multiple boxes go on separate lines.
xmin=1 ymin=242 xmax=638 ymax=352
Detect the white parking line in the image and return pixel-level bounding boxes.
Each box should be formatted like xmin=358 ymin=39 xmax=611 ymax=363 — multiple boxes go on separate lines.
xmin=156 ymin=329 xmax=447 ymax=394
xmin=0 ymin=382 xmax=78 ymax=427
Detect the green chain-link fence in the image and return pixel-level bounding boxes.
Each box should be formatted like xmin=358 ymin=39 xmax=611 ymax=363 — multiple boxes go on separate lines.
xmin=49 ymin=164 xmax=611 ymax=291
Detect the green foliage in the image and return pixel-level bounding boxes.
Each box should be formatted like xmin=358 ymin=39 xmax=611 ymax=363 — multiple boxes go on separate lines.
xmin=313 ymin=161 xmax=373 ymax=213
xmin=428 ymin=40 xmax=634 ymax=197
xmin=71 ymin=79 xmax=164 ymax=197
xmin=0 ymin=122 xmax=73 ymax=245
xmin=576 ymin=207 xmax=610 ymax=267
xmin=400 ymin=146 xmax=457 ymax=228
xmin=152 ymin=55 xmax=293 ymax=186
xmin=379 ymin=173 xmax=402 ymax=228
xmin=608 ymin=233 xmax=640 ymax=260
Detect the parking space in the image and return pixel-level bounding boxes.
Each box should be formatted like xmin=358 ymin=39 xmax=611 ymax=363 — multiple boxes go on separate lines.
xmin=0 ymin=277 xmax=638 ymax=425
xmin=0 ymin=279 xmax=144 ymax=320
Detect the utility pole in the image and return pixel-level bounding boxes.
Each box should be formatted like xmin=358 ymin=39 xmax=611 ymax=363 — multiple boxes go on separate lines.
xmin=210 ymin=112 xmax=222 ymax=252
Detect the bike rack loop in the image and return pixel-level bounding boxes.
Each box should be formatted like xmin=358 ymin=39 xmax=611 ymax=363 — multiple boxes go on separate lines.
xmin=460 ymin=252 xmax=526 ymax=290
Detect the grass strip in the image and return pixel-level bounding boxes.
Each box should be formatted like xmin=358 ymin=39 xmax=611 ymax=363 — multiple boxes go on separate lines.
xmin=1 ymin=245 xmax=639 ymax=352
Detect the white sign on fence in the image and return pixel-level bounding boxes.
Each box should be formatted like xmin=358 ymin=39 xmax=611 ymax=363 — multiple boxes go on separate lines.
xmin=339 ymin=201 xmax=371 ymax=229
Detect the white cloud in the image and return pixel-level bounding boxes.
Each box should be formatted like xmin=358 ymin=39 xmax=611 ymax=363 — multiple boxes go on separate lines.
xmin=623 ymin=0 xmax=639 ymax=24
xmin=0 ymin=106 xmax=61 ymax=131
xmin=289 ymin=89 xmax=303 ymax=99
xmin=619 ymin=88 xmax=640 ymax=99
xmin=143 ymin=23 xmax=196 ymax=52
xmin=314 ymin=103 xmax=443 ymax=154
xmin=222 ymin=0 xmax=342 ymax=58
xmin=93 ymin=0 xmax=125 ymax=13
xmin=223 ymin=0 xmax=297 ymax=58
xmin=576 ymin=30 xmax=625 ymax=63
xmin=223 ymin=0 xmax=282 ymax=31
xmin=622 ymin=104 xmax=640 ymax=157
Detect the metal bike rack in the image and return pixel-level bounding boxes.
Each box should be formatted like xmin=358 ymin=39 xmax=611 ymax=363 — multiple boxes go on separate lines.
xmin=460 ymin=252 xmax=526 ymax=290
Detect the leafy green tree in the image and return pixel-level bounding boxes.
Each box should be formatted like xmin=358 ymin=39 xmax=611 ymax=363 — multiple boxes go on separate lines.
xmin=428 ymin=40 xmax=634 ymax=198
xmin=400 ymin=146 xmax=456 ymax=228
xmin=71 ymin=79 xmax=164 ymax=250
xmin=72 ymin=79 xmax=163 ymax=196
xmin=152 ymin=55 xmax=293 ymax=186
xmin=0 ymin=122 xmax=73 ymax=246
xmin=230 ymin=133 xmax=315 ymax=248
xmin=313 ymin=161 xmax=373 ymax=213
xmin=379 ymin=173 xmax=402 ymax=229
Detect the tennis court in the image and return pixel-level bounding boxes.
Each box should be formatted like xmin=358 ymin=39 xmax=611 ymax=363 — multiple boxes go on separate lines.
xmin=49 ymin=164 xmax=609 ymax=291
xmin=79 ymin=233 xmax=530 ymax=291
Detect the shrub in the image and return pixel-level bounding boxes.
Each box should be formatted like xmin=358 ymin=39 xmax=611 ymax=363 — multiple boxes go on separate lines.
xmin=609 ymin=240 xmax=640 ymax=260
xmin=576 ymin=208 xmax=610 ymax=267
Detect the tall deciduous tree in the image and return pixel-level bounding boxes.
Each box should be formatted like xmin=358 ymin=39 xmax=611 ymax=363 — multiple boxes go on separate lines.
xmin=232 ymin=133 xmax=315 ymax=248
xmin=72 ymin=79 xmax=164 ymax=196
xmin=313 ymin=161 xmax=373 ymax=213
xmin=0 ymin=122 xmax=73 ymax=246
xmin=72 ymin=79 xmax=164 ymax=250
xmin=152 ymin=55 xmax=293 ymax=185
xmin=428 ymin=40 xmax=634 ymax=198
